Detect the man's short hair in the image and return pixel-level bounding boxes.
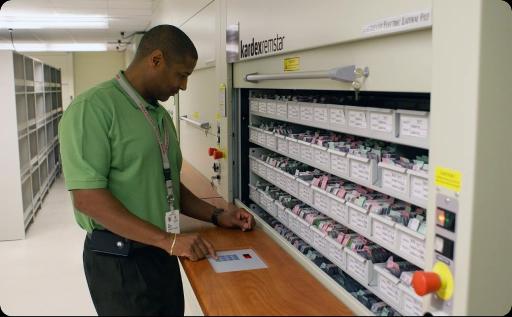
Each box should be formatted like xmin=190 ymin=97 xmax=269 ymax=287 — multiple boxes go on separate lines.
xmin=134 ymin=25 xmax=198 ymax=65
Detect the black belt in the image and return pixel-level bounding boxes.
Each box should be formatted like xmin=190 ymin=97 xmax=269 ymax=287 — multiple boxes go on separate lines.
xmin=86 ymin=230 xmax=152 ymax=256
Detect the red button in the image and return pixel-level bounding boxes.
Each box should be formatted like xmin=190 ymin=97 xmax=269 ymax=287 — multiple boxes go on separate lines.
xmin=412 ymin=272 xmax=442 ymax=296
xmin=208 ymin=147 xmax=216 ymax=156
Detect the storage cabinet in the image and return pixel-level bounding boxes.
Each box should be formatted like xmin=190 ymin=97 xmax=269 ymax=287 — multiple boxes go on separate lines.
xmin=0 ymin=51 xmax=63 ymax=240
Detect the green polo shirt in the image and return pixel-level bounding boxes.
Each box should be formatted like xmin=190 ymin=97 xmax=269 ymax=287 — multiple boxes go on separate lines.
xmin=59 ymin=72 xmax=182 ymax=233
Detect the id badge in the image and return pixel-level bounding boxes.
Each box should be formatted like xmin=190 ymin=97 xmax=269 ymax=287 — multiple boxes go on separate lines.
xmin=165 ymin=209 xmax=180 ymax=233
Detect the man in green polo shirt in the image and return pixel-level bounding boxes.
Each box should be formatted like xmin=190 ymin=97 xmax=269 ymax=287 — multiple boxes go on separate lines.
xmin=59 ymin=25 xmax=255 ymax=316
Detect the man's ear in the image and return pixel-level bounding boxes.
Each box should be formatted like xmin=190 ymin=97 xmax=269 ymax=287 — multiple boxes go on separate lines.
xmin=148 ymin=49 xmax=164 ymax=68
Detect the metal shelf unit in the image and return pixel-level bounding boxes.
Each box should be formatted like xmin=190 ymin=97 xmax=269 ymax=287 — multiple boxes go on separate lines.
xmin=0 ymin=51 xmax=63 ymax=240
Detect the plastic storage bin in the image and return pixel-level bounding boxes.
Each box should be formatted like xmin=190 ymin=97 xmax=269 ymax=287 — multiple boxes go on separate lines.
xmin=397 ymin=109 xmax=429 ymax=148
xmin=329 ymin=149 xmax=350 ymax=178
xmin=368 ymin=108 xmax=395 ymax=139
xmin=287 ymin=137 xmax=301 ymax=160
xmin=345 ymin=248 xmax=374 ymax=285
xmin=329 ymin=104 xmax=347 ymax=131
xmin=373 ymin=263 xmax=403 ymax=309
xmin=396 ymin=225 xmax=426 ymax=268
xmin=347 ymin=202 xmax=371 ymax=236
xmin=325 ymin=237 xmax=346 ymax=270
xmin=379 ymin=162 xmax=409 ymax=196
xmin=276 ymin=134 xmax=288 ymax=155
xmin=276 ymin=101 xmax=288 ymax=119
xmin=312 ymin=187 xmax=330 ymax=215
xmin=312 ymin=144 xmax=331 ymax=172
xmin=297 ymin=178 xmax=314 ymax=206
xmin=370 ymin=214 xmax=399 ymax=251
xmin=348 ymin=154 xmax=379 ymax=186
xmin=346 ymin=106 xmax=369 ymax=132
xmin=313 ymin=104 xmax=330 ymax=128
xmin=299 ymin=141 xmax=314 ymax=165
xmin=287 ymin=101 xmax=301 ymax=122
xmin=408 ymin=169 xmax=429 ymax=205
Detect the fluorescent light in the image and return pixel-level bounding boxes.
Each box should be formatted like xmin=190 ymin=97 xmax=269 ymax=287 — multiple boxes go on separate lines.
xmin=0 ymin=43 xmax=108 ymax=52
xmin=0 ymin=15 xmax=108 ymax=29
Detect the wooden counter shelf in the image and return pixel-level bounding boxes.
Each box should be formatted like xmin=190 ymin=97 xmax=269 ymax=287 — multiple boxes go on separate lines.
xmin=180 ymin=161 xmax=354 ymax=316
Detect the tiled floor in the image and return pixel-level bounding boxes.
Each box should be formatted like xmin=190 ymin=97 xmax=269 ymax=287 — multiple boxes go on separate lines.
xmin=0 ymin=176 xmax=202 ymax=316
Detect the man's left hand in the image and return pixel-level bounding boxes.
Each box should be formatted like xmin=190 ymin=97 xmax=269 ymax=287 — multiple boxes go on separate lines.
xmin=218 ymin=208 xmax=255 ymax=232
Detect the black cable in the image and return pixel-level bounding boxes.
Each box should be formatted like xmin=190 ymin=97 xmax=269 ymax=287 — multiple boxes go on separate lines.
xmin=8 ymin=28 xmax=16 ymax=51
xmin=120 ymin=31 xmax=146 ymax=40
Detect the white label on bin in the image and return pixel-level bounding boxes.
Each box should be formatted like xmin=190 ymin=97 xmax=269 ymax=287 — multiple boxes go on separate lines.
xmin=258 ymin=133 xmax=266 ymax=145
xmin=277 ymin=102 xmax=287 ymax=117
xmin=288 ymin=142 xmax=300 ymax=157
xmin=267 ymin=136 xmax=276 ymax=149
xmin=348 ymin=110 xmax=368 ymax=129
xmin=250 ymin=129 xmax=257 ymax=141
xmin=403 ymin=292 xmax=423 ymax=316
xmin=350 ymin=209 xmax=369 ymax=234
xmin=331 ymin=200 xmax=348 ymax=224
xmin=347 ymin=255 xmax=367 ymax=282
xmin=314 ymin=107 xmax=329 ymax=124
xmin=314 ymin=191 xmax=330 ymax=213
xmin=379 ymin=277 xmax=401 ymax=307
xmin=401 ymin=115 xmax=428 ymax=138
xmin=299 ymin=185 xmax=313 ymax=204
xmin=250 ymin=160 xmax=257 ymax=172
xmin=411 ymin=175 xmax=429 ymax=201
xmin=331 ymin=154 xmax=349 ymax=176
xmin=382 ymin=169 xmax=408 ymax=194
xmin=301 ymin=145 xmax=314 ymax=162
xmin=250 ymin=100 xmax=259 ymax=112
xmin=329 ymin=244 xmax=345 ymax=268
xmin=266 ymin=101 xmax=277 ymax=115
xmin=300 ymin=105 xmax=314 ymax=122
xmin=330 ymin=108 xmax=346 ymax=126
xmin=370 ymin=112 xmax=393 ymax=133
xmin=373 ymin=220 xmax=396 ymax=247
xmin=258 ymin=101 xmax=267 ymax=113
xmin=277 ymin=139 xmax=288 ymax=154
xmin=288 ymin=104 xmax=300 ymax=120
xmin=400 ymin=233 xmax=425 ymax=262
xmin=351 ymin=160 xmax=371 ymax=183
xmin=315 ymin=149 xmax=330 ymax=168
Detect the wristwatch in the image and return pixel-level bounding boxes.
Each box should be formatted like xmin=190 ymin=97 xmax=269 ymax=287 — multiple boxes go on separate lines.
xmin=211 ymin=208 xmax=224 ymax=226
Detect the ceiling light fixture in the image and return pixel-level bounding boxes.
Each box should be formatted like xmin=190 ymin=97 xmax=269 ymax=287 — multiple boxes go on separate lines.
xmin=0 ymin=15 xmax=109 ymax=29
xmin=0 ymin=43 xmax=108 ymax=52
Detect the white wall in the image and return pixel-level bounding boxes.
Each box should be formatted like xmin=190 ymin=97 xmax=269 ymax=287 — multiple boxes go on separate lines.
xmin=73 ymin=51 xmax=125 ymax=96
xmin=150 ymin=0 xmax=228 ymax=198
xmin=26 ymin=52 xmax=74 ymax=110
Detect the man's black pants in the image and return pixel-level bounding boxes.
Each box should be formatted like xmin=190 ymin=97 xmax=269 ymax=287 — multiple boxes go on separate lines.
xmin=83 ymin=237 xmax=184 ymax=316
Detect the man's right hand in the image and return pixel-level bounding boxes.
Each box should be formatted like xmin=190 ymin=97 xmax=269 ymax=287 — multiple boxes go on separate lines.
xmin=171 ymin=233 xmax=217 ymax=261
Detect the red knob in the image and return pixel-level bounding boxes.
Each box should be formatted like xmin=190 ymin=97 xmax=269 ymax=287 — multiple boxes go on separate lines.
xmin=213 ymin=149 xmax=224 ymax=160
xmin=208 ymin=147 xmax=216 ymax=156
xmin=412 ymin=272 xmax=442 ymax=296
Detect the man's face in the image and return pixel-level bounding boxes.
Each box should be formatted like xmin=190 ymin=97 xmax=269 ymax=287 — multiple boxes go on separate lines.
xmin=154 ymin=55 xmax=196 ymax=102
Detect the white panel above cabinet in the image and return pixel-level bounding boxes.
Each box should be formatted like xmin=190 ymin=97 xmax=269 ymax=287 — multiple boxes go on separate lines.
xmin=227 ymin=0 xmax=432 ymax=62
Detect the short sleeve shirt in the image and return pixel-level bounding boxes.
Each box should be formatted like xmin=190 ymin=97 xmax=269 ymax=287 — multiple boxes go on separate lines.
xmin=58 ymin=71 xmax=182 ymax=233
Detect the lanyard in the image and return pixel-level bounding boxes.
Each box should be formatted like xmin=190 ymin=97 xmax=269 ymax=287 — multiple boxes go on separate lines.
xmin=115 ymin=73 xmax=170 ymax=170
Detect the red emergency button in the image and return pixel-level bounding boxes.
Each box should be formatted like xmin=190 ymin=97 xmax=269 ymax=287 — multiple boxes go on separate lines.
xmin=412 ymin=272 xmax=441 ymax=296
xmin=208 ymin=147 xmax=216 ymax=156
